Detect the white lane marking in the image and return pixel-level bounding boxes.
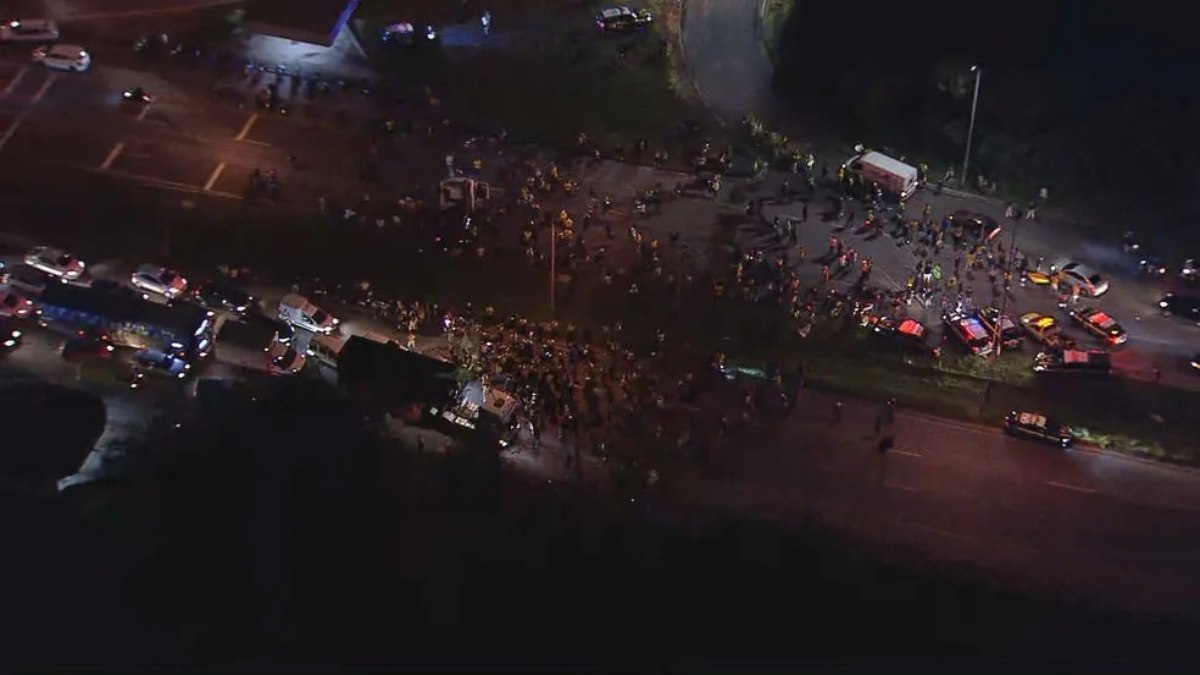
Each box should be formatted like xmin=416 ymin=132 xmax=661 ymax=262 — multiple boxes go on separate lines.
xmin=1047 ymin=480 xmax=1098 ymax=494
xmin=99 ymin=142 xmax=125 ymax=170
xmin=0 ymin=111 xmax=28 ymax=153
xmin=1 ymin=68 xmax=27 ymax=96
xmin=136 ymin=105 xmax=150 ymax=121
xmin=80 ymin=166 xmax=242 ymax=200
xmin=30 ymin=73 xmax=57 ymax=103
xmin=203 ymin=163 xmax=226 ymax=191
xmin=234 ymin=113 xmax=258 ymax=141
xmin=891 ymin=449 xmax=922 ymax=458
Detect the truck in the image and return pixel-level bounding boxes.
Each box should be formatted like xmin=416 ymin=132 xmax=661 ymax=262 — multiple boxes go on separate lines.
xmin=38 ymin=281 xmax=214 ymax=360
xmin=1033 ymin=349 xmax=1112 ymax=375
xmin=842 ymin=151 xmax=920 ymax=201
xmin=216 ymin=317 xmax=306 ymax=375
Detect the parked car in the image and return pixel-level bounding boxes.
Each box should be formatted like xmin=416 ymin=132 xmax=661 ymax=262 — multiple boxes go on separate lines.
xmin=278 ymin=293 xmax=338 ymax=334
xmin=25 ymin=246 xmax=85 ymax=280
xmin=130 ymin=264 xmax=188 ymax=300
xmin=1033 ymin=349 xmax=1111 ymax=375
xmin=943 ymin=311 xmax=993 ymax=356
xmin=0 ymin=289 xmax=34 ymax=318
xmin=192 ymin=279 xmax=254 ymax=315
xmin=868 ymin=315 xmax=941 ymax=358
xmin=1004 ymin=411 xmax=1074 ymax=448
xmin=0 ymin=19 xmax=59 ymax=42
xmin=948 ymin=210 xmax=1001 ymax=241
xmin=976 ymin=306 xmax=1023 ymax=350
xmin=1055 ymin=262 xmax=1109 ymax=297
xmin=3 ymin=263 xmax=48 ymax=296
xmin=1019 ymin=312 xmax=1074 ymax=349
xmin=1068 ymin=306 xmax=1128 ymax=346
xmin=1159 ymin=293 xmax=1200 ymax=322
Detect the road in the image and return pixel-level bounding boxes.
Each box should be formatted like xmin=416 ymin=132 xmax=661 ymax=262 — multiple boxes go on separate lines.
xmin=680 ymin=0 xmax=775 ymax=123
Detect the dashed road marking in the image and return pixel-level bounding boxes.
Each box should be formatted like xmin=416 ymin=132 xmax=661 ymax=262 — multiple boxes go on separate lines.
xmin=0 ymin=110 xmax=28 ymax=153
xmin=99 ymin=142 xmax=125 ymax=170
xmin=1047 ymin=480 xmax=1097 ymax=495
xmin=234 ymin=112 xmax=258 ymax=141
xmin=76 ymin=164 xmax=242 ymax=200
xmin=203 ymin=162 xmax=226 ymax=191
xmin=891 ymin=449 xmax=922 ymax=458
xmin=1 ymin=68 xmax=27 ymax=96
xmin=31 ymin=73 xmax=57 ymax=103
xmin=136 ymin=104 xmax=150 ymax=121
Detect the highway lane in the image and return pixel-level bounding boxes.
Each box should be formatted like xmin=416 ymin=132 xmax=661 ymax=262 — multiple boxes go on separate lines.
xmin=657 ymin=388 xmax=1200 ymax=614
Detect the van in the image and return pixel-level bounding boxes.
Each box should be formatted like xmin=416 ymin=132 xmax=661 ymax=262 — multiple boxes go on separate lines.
xmin=306 ymin=333 xmax=347 ymax=369
xmin=32 ymin=43 xmax=91 ymax=72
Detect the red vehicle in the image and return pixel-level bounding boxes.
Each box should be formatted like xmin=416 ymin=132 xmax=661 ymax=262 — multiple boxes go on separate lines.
xmin=943 ymin=311 xmax=993 ymax=356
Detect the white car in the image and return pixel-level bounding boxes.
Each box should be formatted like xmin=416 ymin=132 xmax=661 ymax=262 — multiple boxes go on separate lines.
xmin=0 ymin=289 xmax=34 ymax=318
xmin=0 ymin=19 xmax=59 ymax=42
xmin=25 ymin=246 xmax=85 ymax=280
xmin=1057 ymin=262 xmax=1109 ymax=298
xmin=278 ymin=293 xmax=338 ymax=334
xmin=131 ymin=264 xmax=188 ymax=299
xmin=31 ymin=43 xmax=90 ymax=72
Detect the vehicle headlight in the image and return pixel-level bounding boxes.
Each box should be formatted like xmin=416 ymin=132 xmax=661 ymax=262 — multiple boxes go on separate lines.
xmin=177 ymin=372 xmax=186 ymax=379
xmin=1160 ymin=301 xmax=1169 ymax=308
xmin=3 ymin=339 xmax=14 ymax=347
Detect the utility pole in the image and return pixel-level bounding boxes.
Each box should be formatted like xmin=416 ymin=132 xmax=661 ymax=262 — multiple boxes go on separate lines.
xmin=961 ymin=66 xmax=982 ymax=187
xmin=982 ymin=213 xmax=1022 ymax=404
xmin=549 ymin=217 xmax=556 ymax=315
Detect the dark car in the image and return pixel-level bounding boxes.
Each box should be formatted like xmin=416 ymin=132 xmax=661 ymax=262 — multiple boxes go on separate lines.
xmin=0 ymin=317 xmax=23 ymax=354
xmin=596 ymin=6 xmax=652 ymax=32
xmin=948 ymin=210 xmax=1001 ymax=241
xmin=247 ymin=313 xmax=294 ymax=345
xmin=193 ymin=279 xmax=254 ymax=315
xmin=1004 ymin=411 xmax=1074 ymax=448
xmin=976 ymin=306 xmax=1023 ymax=349
xmin=1032 ymin=349 xmax=1111 ymax=375
xmin=61 ymin=327 xmax=115 ymax=361
xmin=1159 ymin=293 xmax=1200 ymax=322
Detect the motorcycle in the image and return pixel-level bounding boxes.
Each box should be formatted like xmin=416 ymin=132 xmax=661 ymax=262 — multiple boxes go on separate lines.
xmin=1122 ymin=230 xmax=1141 ymax=254
xmin=122 ymin=87 xmax=153 ymax=103
xmin=1137 ymin=257 xmax=1167 ymax=278
xmin=1181 ymin=258 xmax=1198 ymax=284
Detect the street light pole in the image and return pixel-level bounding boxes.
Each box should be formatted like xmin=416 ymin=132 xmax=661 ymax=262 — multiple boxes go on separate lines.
xmin=961 ymin=66 xmax=982 ymax=187
xmin=983 ymin=215 xmax=1022 ymax=404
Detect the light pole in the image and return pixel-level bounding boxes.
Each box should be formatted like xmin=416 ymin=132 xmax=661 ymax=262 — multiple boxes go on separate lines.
xmin=961 ymin=65 xmax=981 ymax=187
xmin=982 ymin=214 xmax=1022 ymax=404
xmin=549 ymin=218 xmax=557 ymax=314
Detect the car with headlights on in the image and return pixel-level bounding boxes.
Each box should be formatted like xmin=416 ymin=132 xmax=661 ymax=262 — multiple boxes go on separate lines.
xmin=0 ymin=318 xmax=22 ymax=354
xmin=130 ymin=264 xmax=188 ymax=300
xmin=0 ymin=289 xmax=34 ymax=318
xmin=132 ymin=348 xmax=191 ymax=380
xmin=1159 ymin=293 xmax=1200 ymax=323
xmin=1004 ymin=411 xmax=1074 ymax=448
xmin=25 ymin=246 xmax=85 ymax=280
xmin=1056 ymin=262 xmax=1109 ymax=297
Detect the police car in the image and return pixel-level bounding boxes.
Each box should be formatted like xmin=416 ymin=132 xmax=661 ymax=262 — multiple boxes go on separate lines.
xmin=1004 ymin=411 xmax=1074 ymax=448
xmin=943 ymin=310 xmax=993 ymax=356
xmin=596 ymin=6 xmax=653 ymax=32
